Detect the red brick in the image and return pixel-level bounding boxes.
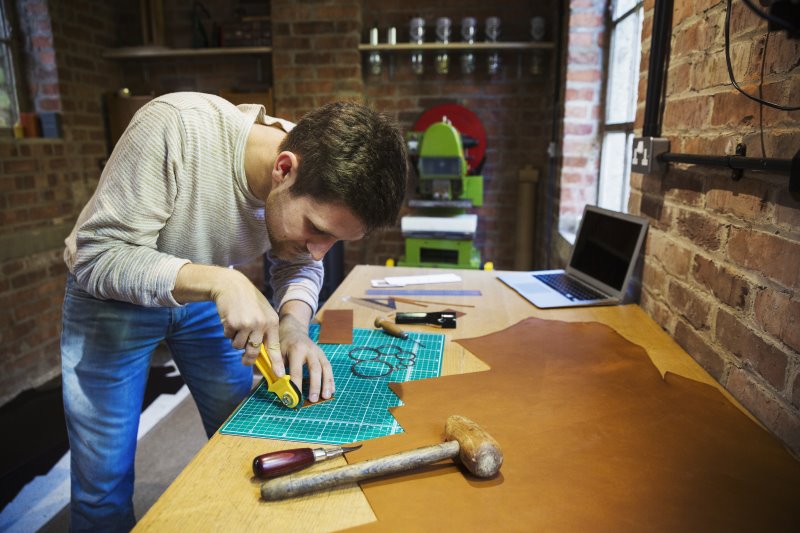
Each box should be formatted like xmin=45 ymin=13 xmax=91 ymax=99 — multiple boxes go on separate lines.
xmin=691 ymin=255 xmax=750 ymax=310
xmin=646 ymin=231 xmax=692 ymax=278
xmin=727 ymin=227 xmax=800 ymax=288
xmin=676 ymin=210 xmax=724 ymax=251
xmin=716 ymin=309 xmax=788 ymax=390
xmin=678 ymin=134 xmax=732 ymax=156
xmin=767 ymin=130 xmax=800 ymax=160
xmin=641 ymin=291 xmax=675 ymax=332
xmin=570 ymin=11 xmax=604 ymax=28
xmin=667 ymin=62 xmax=692 ymax=94
xmin=567 ymin=48 xmax=600 ymax=67
xmin=706 ymin=175 xmax=769 ymax=221
xmin=3 ymin=159 xmax=39 ymax=174
xmin=673 ymin=320 xmax=726 ymax=380
xmin=661 ymin=170 xmax=705 ymax=207
xmin=730 ymin=0 xmax=764 ymax=34
xmin=689 ymin=50 xmax=731 ymax=89
xmin=566 ymin=68 xmax=601 ymax=82
xmin=565 ymin=87 xmax=597 ymax=102
xmin=672 ymin=0 xmax=696 ymax=24
xmin=764 ymin=27 xmax=800 ymax=76
xmin=793 ymin=373 xmax=800 ymax=411
xmin=710 ymin=89 xmax=761 ymax=127
xmin=775 ymin=189 xmax=800 ymax=228
xmin=640 ymin=194 xmax=667 ymax=229
xmin=563 ymin=103 xmax=590 ymax=119
xmin=662 ymin=95 xmax=711 ymax=131
xmin=726 ymin=368 xmax=800 ymax=454
xmin=568 ymin=26 xmax=597 ymax=46
xmin=753 ymin=289 xmax=800 ymax=353
xmin=563 ymin=122 xmax=595 ymax=135
xmin=667 ymin=280 xmax=712 ymax=330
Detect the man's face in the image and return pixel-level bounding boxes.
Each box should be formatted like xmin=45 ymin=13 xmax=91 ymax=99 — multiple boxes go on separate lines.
xmin=264 ymin=186 xmax=366 ymax=261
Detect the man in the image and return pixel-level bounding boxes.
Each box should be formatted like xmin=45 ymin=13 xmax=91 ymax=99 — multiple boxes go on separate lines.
xmin=61 ymin=92 xmax=408 ymax=531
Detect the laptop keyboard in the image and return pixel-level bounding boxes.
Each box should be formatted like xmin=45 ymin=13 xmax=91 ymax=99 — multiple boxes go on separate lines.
xmin=534 ymin=273 xmax=605 ymax=301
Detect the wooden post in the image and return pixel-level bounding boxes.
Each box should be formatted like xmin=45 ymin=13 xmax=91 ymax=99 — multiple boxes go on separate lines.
xmin=514 ymin=165 xmax=540 ymax=270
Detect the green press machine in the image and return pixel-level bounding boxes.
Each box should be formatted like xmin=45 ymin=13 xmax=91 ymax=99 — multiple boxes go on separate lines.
xmin=398 ymin=105 xmax=486 ymax=269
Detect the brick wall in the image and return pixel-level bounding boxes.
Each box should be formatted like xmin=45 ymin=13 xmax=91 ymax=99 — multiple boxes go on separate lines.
xmin=16 ymin=0 xmax=60 ymax=112
xmin=271 ymin=0 xmax=367 ymax=269
xmin=558 ymin=0 xmax=604 ymax=237
xmin=359 ymin=0 xmax=559 ymax=271
xmin=630 ymin=0 xmax=800 ymax=453
xmin=0 ymin=0 xmax=124 ymax=404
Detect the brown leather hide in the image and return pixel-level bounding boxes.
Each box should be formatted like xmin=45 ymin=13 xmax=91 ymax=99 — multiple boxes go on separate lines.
xmin=344 ymin=318 xmax=800 ymax=531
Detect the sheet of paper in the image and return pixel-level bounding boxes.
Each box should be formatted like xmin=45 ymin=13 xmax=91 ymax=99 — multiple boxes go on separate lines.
xmin=371 ymin=273 xmax=462 ymax=288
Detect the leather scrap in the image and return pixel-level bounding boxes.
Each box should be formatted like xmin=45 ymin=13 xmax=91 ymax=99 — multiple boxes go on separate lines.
xmin=344 ymin=317 xmax=800 ymax=531
xmin=318 ymin=309 xmax=353 ymax=344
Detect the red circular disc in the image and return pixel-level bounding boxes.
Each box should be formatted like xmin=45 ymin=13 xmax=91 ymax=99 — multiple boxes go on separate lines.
xmin=412 ymin=104 xmax=487 ymax=175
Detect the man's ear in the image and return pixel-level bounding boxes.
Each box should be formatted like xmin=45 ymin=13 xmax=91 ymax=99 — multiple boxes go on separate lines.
xmin=272 ymin=151 xmax=299 ymax=186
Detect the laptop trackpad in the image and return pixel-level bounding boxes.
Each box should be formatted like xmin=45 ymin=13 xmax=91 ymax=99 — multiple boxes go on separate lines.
xmin=520 ymin=282 xmax=550 ymax=294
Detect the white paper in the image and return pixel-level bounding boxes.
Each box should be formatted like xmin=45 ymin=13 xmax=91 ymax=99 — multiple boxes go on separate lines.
xmin=371 ymin=273 xmax=462 ymax=287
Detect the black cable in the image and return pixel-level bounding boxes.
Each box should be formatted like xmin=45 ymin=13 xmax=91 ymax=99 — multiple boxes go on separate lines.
xmin=758 ymin=30 xmax=769 ymax=157
xmin=741 ymin=0 xmax=798 ymax=33
xmin=725 ymin=0 xmax=800 ymax=111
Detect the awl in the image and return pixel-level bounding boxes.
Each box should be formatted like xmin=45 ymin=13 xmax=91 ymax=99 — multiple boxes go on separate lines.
xmin=252 ymin=444 xmax=363 ymax=479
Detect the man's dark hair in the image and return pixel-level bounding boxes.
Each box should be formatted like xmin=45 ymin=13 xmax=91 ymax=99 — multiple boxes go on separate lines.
xmin=280 ymin=101 xmax=408 ymax=233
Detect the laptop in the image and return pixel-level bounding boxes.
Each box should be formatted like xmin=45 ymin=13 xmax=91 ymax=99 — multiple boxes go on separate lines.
xmin=497 ymin=205 xmax=648 ymax=309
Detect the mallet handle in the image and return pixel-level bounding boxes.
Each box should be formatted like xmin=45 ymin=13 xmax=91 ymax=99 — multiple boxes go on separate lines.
xmin=261 ymin=440 xmax=459 ymax=501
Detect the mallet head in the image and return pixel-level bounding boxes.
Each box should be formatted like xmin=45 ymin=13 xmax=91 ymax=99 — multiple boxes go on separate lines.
xmin=444 ymin=415 xmax=503 ymax=478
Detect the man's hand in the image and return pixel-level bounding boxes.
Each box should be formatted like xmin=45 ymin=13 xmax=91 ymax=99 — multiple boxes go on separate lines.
xmin=172 ymin=264 xmax=285 ymax=375
xmin=280 ymin=301 xmax=335 ymax=403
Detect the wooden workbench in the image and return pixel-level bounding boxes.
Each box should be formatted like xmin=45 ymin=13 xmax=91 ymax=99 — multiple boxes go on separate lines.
xmin=135 ymin=265 xmax=746 ymax=531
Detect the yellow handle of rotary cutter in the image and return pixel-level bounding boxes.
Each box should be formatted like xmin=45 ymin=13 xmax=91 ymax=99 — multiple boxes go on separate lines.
xmin=255 ymin=344 xmax=302 ymax=409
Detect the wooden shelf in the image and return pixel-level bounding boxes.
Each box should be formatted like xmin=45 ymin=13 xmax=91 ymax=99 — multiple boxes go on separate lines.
xmin=359 ymin=42 xmax=554 ymax=51
xmin=103 ymin=46 xmax=272 ymax=59
xmin=104 ymin=42 xmax=551 ymax=59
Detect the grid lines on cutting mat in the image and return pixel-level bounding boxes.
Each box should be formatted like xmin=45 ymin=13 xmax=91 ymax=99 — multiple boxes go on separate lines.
xmin=220 ymin=326 xmax=444 ymax=445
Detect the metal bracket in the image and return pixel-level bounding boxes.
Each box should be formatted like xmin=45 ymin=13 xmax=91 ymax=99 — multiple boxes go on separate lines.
xmin=732 ymin=143 xmax=746 ymax=181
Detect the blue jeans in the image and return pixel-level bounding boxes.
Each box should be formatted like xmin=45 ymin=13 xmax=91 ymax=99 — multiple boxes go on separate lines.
xmin=61 ymin=275 xmax=253 ymax=532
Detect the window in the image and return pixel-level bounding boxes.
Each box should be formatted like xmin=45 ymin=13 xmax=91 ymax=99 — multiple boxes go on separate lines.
xmin=0 ymin=0 xmax=20 ymax=128
xmin=597 ymin=0 xmax=643 ymax=213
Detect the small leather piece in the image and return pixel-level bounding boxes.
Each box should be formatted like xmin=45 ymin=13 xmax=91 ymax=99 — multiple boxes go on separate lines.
xmin=318 ymin=309 xmax=353 ymax=344
xmin=344 ymin=317 xmax=800 ymax=531
xmin=300 ymin=396 xmax=334 ymax=409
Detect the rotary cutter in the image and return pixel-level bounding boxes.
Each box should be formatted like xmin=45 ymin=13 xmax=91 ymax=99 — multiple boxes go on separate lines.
xmin=255 ymin=344 xmax=303 ymax=409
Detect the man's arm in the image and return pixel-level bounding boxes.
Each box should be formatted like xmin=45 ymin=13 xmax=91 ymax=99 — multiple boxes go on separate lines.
xmin=70 ymin=101 xmax=190 ymax=307
xmin=173 ymin=264 xmax=334 ymax=402
xmin=173 ymin=263 xmax=282 ymax=371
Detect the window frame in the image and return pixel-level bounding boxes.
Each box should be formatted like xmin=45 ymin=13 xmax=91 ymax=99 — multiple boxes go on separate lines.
xmin=0 ymin=0 xmax=27 ymax=129
xmin=596 ymin=0 xmax=644 ymax=213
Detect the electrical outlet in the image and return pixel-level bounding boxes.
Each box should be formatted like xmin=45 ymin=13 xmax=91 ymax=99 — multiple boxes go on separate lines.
xmin=631 ymin=137 xmax=670 ymax=174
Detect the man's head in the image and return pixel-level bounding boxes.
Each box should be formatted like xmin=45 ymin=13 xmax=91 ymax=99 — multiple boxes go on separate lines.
xmin=278 ymin=101 xmax=408 ymax=233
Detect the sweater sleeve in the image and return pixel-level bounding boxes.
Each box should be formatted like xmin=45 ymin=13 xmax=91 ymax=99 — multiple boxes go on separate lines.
xmin=71 ymin=101 xmax=190 ymax=307
xmin=269 ymin=252 xmax=324 ymax=316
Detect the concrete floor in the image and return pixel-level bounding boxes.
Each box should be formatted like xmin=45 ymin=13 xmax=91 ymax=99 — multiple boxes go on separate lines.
xmin=39 ymin=392 xmax=207 ymax=532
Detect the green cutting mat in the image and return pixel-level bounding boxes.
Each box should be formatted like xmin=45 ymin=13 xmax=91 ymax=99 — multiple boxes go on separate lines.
xmin=220 ymin=325 xmax=444 ymax=445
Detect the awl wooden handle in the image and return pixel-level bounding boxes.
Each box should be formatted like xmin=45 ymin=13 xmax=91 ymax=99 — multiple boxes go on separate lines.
xmin=374 ymin=317 xmax=408 ymax=339
xmin=261 ymin=440 xmax=459 ymax=501
xmin=253 ymin=448 xmax=316 ymax=479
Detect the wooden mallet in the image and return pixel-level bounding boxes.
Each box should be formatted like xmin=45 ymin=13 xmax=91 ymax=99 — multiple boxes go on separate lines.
xmin=261 ymin=415 xmax=503 ymax=501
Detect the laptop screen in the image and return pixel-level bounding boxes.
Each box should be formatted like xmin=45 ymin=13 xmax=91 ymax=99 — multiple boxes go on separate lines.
xmin=569 ymin=209 xmax=645 ymax=291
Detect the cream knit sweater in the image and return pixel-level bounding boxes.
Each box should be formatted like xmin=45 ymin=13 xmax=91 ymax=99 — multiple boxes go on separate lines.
xmin=64 ymin=92 xmax=323 ymax=313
